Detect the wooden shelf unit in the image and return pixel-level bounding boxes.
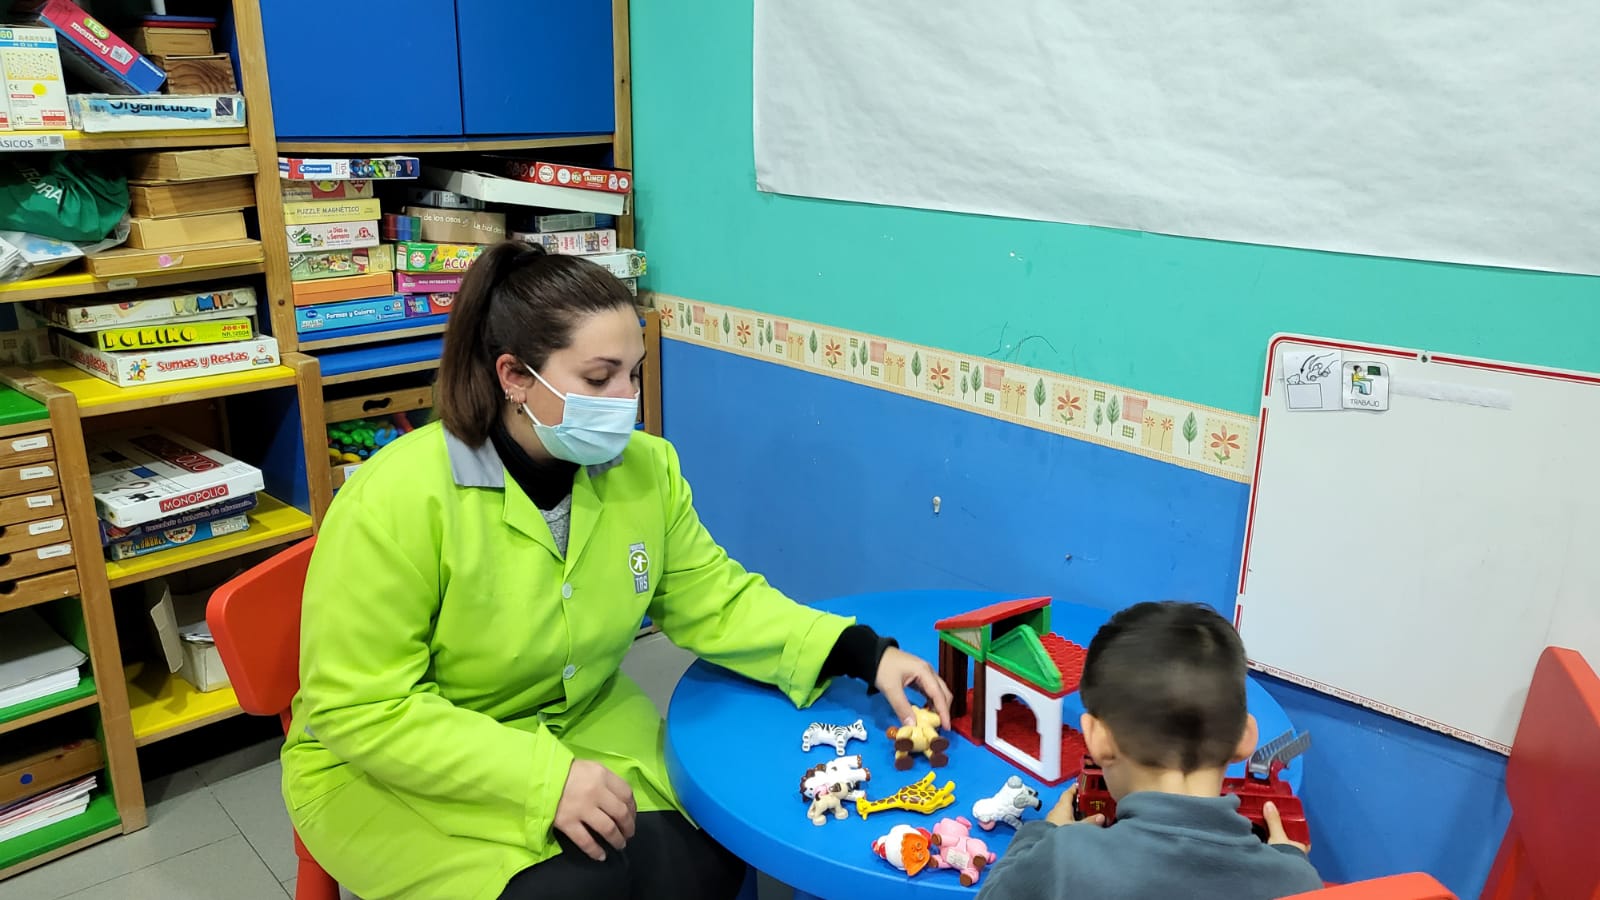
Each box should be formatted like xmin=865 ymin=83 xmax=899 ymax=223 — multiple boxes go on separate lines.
xmin=0 ymin=263 xmax=266 ymax=305
xmin=11 ymin=129 xmax=250 ymax=152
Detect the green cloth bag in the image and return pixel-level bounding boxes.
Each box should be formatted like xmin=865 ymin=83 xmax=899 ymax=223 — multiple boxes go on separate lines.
xmin=0 ymin=153 xmax=130 ymax=243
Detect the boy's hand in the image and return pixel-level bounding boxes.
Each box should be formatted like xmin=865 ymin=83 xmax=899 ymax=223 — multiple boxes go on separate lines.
xmin=1046 ymin=784 xmax=1106 ymax=827
xmin=1263 ymin=801 xmax=1309 ymax=852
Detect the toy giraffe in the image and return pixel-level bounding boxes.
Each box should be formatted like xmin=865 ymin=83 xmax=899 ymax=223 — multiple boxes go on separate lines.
xmin=855 ymin=771 xmax=957 ymax=819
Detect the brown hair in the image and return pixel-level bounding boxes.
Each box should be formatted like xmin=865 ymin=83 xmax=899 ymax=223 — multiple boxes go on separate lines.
xmin=436 ymin=240 xmax=637 ymax=446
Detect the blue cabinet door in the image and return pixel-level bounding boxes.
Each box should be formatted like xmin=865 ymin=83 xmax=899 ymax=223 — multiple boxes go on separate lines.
xmin=260 ymin=1 xmax=464 ymax=139
xmin=455 ymin=0 xmax=616 ymax=136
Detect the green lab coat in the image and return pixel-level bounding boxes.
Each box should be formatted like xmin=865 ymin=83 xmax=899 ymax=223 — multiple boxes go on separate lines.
xmin=281 ymin=422 xmax=851 ymax=900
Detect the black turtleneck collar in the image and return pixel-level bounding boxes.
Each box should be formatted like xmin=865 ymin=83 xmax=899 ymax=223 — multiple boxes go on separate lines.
xmin=487 ymin=418 xmax=579 ymax=510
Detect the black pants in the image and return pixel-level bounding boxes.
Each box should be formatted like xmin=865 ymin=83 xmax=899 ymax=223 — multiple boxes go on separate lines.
xmin=498 ymin=811 xmax=747 ymax=900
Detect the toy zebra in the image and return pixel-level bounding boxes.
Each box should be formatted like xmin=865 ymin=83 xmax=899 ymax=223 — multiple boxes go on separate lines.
xmin=801 ymin=718 xmax=868 ymax=755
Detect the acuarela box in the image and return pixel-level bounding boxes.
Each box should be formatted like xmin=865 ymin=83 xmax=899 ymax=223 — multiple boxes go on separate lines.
xmin=286 ymin=221 xmax=380 ymax=252
xmin=15 ymin=0 xmax=166 ymax=95
xmin=394 ymin=241 xmax=484 ymax=273
xmin=84 ymin=427 xmax=264 ymax=528
xmin=53 ymin=330 xmax=281 ymax=391
xmin=0 ymin=27 xmax=69 ymax=130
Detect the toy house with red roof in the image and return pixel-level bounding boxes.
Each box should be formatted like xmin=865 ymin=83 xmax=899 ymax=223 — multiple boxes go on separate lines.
xmin=935 ymin=596 xmax=1088 ymax=785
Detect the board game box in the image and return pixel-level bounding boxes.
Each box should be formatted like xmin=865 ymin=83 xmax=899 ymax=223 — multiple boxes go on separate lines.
xmin=86 ymin=428 xmax=264 ymax=528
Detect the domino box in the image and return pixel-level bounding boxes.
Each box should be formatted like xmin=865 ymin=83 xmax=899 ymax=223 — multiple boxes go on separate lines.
xmin=53 ymin=330 xmax=281 ymax=389
xmin=278 ymin=156 xmax=419 ymax=181
xmin=71 ymin=93 xmax=244 ymax=132
xmin=287 ymin=221 xmax=380 ymax=252
xmin=85 ymin=427 xmax=264 ymax=528
xmin=0 ymin=27 xmax=69 ymax=129
xmin=92 ymin=317 xmax=254 ymax=351
xmin=15 ymin=0 xmax=166 ymax=95
xmin=36 ymin=285 xmax=256 ymax=332
xmin=100 ymin=493 xmax=257 ymax=546
xmin=288 ymin=245 xmax=393 ymax=281
xmin=106 ymin=512 xmax=251 ymax=561
xmin=294 ymin=295 xmax=407 ymax=333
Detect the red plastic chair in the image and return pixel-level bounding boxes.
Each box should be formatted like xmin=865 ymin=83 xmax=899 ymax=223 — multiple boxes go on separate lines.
xmin=1481 ymin=646 xmax=1600 ymax=900
xmin=207 ymin=538 xmax=338 ymax=900
xmin=1286 ymin=873 xmax=1457 ymax=898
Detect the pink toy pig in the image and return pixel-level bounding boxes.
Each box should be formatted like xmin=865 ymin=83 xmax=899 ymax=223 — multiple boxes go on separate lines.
xmin=930 ymin=816 xmax=996 ymax=887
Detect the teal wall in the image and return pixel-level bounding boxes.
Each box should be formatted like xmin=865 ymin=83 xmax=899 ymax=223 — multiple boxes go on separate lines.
xmin=631 ymin=2 xmax=1600 ymax=416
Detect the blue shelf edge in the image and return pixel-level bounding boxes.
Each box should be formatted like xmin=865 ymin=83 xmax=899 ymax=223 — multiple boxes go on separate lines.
xmin=314 ymin=336 xmax=445 ymax=379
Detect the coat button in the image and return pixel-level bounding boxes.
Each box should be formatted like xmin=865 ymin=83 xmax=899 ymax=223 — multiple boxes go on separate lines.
xmin=562 ymin=664 xmax=577 ymax=680
xmin=561 ymin=583 xmax=573 ymax=599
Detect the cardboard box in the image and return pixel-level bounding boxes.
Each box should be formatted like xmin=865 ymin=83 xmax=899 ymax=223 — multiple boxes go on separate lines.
xmin=16 ymin=0 xmax=166 ymax=95
xmin=149 ymin=53 xmax=235 ymax=94
xmin=394 ymin=272 xmax=461 ymax=294
xmin=71 ymin=93 xmax=244 ymax=132
xmin=288 ymin=245 xmax=392 ymax=281
xmin=283 ymin=198 xmax=382 ymax=226
xmin=130 ymin=175 xmax=255 ymax=217
xmin=286 ymin=221 xmax=380 ymax=253
xmin=109 ymin=511 xmax=249 ymax=561
xmin=402 ymin=293 xmax=454 ymax=317
xmin=85 ymin=427 xmax=264 ymax=527
xmin=100 ymin=493 xmax=256 ymax=546
xmin=128 ymin=147 xmax=255 ymax=182
xmin=281 ymin=179 xmax=373 ymax=202
xmin=144 ymin=578 xmax=229 ymax=692
xmin=500 ymin=159 xmax=632 ymax=194
xmin=422 ymin=167 xmax=627 ymax=216
xmin=0 ymin=27 xmax=69 ymax=130
xmin=290 ymin=271 xmax=394 ymax=308
xmin=126 ymin=211 xmax=247 ymax=250
xmin=92 ymin=317 xmax=253 ymax=351
xmin=516 ymin=228 xmax=616 ymax=256
xmin=295 ymin=295 xmax=407 ymax=334
xmin=0 ymin=735 xmax=102 ymax=806
xmin=131 ymin=26 xmax=212 ymax=57
xmin=403 ymin=206 xmax=506 ymax=243
xmin=0 ymin=327 xmax=51 ymax=366
xmin=394 ymin=241 xmax=485 ymax=274
xmin=406 ymin=187 xmax=482 ymax=210
xmin=516 ymin=211 xmax=600 ymax=233
xmin=582 ymin=249 xmax=647 ymax=279
xmin=278 ymin=156 xmax=419 ymax=181
xmin=55 ymin=331 xmax=280 ymax=394
xmin=38 ymin=285 xmax=256 ymax=332
xmin=84 ymin=238 xmax=263 ymax=278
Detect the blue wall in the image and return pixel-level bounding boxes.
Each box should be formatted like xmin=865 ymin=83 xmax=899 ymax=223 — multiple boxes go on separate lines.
xmin=663 ymin=341 xmax=1509 ymax=895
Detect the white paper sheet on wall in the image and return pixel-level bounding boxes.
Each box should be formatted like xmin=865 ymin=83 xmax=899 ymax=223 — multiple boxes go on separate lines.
xmin=753 ymin=1 xmax=1600 ymax=275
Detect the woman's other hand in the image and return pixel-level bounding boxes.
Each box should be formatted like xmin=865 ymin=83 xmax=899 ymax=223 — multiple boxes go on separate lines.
xmin=554 ymin=759 xmax=636 ymax=861
xmin=874 ymin=646 xmax=954 ymax=730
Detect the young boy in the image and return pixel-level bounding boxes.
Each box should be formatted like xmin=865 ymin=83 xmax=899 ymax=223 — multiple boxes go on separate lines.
xmin=977 ymin=601 xmax=1323 ymax=900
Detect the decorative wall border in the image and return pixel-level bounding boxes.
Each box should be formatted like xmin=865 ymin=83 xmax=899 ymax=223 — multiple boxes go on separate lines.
xmin=643 ymin=293 xmax=1258 ymax=483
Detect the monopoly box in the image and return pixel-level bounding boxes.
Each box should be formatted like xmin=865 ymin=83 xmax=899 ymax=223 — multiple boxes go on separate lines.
xmin=53 ymin=330 xmax=281 ymax=389
xmin=37 ymin=285 xmax=256 ymax=332
xmin=85 ymin=427 xmax=264 ymax=528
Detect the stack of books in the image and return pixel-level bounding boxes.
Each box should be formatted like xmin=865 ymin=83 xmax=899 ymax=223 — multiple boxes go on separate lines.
xmin=0 ymin=608 xmax=85 ymax=711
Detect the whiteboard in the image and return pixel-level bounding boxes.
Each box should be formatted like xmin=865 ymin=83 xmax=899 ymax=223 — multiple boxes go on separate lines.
xmin=1237 ymin=335 xmax=1600 ymax=753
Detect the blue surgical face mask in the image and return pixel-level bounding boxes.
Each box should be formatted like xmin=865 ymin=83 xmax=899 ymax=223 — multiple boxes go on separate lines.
xmin=521 ymin=365 xmax=638 ymax=465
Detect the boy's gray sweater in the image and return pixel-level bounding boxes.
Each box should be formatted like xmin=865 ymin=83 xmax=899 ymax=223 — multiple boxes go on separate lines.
xmin=977 ymin=791 xmax=1324 ymax=900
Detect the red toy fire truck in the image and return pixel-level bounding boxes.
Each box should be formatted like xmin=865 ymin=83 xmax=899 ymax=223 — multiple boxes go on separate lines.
xmin=1074 ymin=730 xmax=1312 ymax=845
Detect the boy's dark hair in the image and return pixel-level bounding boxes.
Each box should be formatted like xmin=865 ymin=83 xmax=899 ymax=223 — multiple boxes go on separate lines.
xmin=1080 ymin=601 xmax=1248 ymax=773
xmin=436 ymin=240 xmax=637 ymax=446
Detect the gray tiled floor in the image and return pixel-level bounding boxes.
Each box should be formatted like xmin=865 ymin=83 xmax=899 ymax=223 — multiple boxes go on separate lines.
xmin=0 ymin=634 xmax=789 ymax=900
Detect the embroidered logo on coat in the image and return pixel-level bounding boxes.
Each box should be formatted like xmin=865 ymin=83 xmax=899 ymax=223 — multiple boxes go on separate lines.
xmin=628 ymin=542 xmax=651 ymax=593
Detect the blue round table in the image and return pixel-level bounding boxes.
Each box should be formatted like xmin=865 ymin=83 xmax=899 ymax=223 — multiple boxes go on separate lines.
xmin=665 ymin=591 xmax=1303 ymax=900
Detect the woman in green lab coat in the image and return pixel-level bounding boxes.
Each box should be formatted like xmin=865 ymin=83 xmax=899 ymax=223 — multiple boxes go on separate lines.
xmin=282 ymin=241 xmax=953 ymax=900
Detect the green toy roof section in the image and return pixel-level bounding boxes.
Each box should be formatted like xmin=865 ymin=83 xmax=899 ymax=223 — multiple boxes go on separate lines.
xmin=989 ymin=624 xmax=1062 ymax=693
xmin=0 ymin=386 xmax=46 ymax=428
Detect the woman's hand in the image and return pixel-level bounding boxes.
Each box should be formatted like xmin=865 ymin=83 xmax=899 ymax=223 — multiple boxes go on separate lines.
xmin=554 ymin=759 xmax=636 ymax=861
xmin=874 ymin=646 xmax=954 ymax=730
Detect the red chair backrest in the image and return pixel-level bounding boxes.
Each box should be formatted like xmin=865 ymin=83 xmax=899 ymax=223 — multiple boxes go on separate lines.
xmin=1483 ymin=646 xmax=1600 ymax=900
xmin=206 ymin=538 xmax=317 ymax=726
xmin=1285 ymin=873 xmax=1457 ymax=899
